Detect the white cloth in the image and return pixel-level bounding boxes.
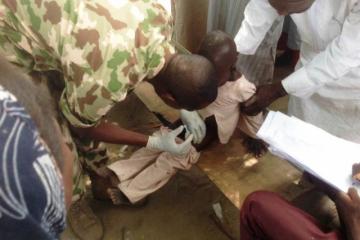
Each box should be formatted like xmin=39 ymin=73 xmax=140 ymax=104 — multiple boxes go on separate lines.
xmin=199 ymin=76 xmax=264 ymax=143
xmin=235 ymin=0 xmax=360 ymax=142
xmin=257 ymin=111 xmax=360 ymax=193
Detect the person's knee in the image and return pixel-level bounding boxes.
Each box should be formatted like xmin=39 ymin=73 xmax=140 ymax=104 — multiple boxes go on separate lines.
xmin=240 ymin=191 xmax=274 ymax=231
xmin=241 ymin=191 xmax=277 ymax=216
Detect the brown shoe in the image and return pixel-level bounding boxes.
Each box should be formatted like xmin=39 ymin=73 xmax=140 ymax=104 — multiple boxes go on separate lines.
xmin=67 ymin=198 xmax=104 ymax=240
xmin=106 ymin=188 xmax=148 ymax=207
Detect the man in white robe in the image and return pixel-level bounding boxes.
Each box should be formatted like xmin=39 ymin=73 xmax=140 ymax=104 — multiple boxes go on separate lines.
xmin=235 ymin=0 xmax=360 ymax=239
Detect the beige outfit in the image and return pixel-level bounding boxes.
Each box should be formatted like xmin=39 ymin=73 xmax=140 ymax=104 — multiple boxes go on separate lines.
xmin=199 ymin=75 xmax=264 ymax=143
xmin=108 ymin=128 xmax=200 ymax=203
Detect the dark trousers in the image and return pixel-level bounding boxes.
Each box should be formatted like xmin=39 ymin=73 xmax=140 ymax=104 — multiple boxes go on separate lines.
xmin=240 ymin=191 xmax=343 ymax=240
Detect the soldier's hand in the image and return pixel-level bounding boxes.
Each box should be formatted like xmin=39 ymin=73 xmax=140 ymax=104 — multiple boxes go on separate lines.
xmin=334 ymin=188 xmax=360 ymax=240
xmin=146 ymin=126 xmax=193 ymax=156
xmin=180 ymin=109 xmax=206 ymax=144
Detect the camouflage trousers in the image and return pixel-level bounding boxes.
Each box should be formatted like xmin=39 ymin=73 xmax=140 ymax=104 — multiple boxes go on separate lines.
xmin=59 ymin=118 xmax=136 ymax=201
xmin=58 ymin=119 xmax=84 ymax=201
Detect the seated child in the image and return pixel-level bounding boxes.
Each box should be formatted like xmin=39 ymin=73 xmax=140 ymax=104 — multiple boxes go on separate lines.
xmin=195 ymin=30 xmax=267 ymax=155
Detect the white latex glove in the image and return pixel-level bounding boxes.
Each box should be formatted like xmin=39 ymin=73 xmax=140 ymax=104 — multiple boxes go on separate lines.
xmin=180 ymin=109 xmax=206 ymax=144
xmin=146 ymin=126 xmax=193 ymax=156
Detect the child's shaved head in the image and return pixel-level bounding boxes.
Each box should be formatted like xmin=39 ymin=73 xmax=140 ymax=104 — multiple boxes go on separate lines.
xmin=198 ymin=30 xmax=235 ymax=59
xmin=198 ymin=30 xmax=238 ymax=86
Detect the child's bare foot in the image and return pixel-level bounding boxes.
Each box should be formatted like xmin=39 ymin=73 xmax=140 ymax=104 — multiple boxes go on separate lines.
xmin=89 ymin=167 xmax=120 ymax=203
xmin=242 ymin=137 xmax=268 ymax=158
xmin=107 ymin=188 xmax=130 ymax=205
xmin=90 ymin=167 xmax=148 ymax=206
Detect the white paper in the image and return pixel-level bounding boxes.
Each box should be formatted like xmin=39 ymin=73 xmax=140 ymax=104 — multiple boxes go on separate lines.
xmin=257 ymin=111 xmax=360 ymax=192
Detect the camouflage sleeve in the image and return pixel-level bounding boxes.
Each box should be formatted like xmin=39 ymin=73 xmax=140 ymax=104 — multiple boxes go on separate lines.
xmin=0 ymin=0 xmax=106 ymax=128
xmin=0 ymin=0 xmax=74 ymax=71
xmin=0 ymin=0 xmax=175 ymax=128
xmin=140 ymin=2 xmax=175 ymax=79
xmin=59 ymin=0 xmax=175 ymax=128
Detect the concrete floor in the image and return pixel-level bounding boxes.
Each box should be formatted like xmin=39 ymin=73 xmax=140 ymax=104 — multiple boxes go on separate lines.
xmin=61 ymin=65 xmax=338 ymax=240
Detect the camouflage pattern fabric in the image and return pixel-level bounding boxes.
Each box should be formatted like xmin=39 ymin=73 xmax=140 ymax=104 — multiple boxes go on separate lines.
xmin=58 ymin=118 xmax=85 ymax=200
xmin=0 ymin=0 xmax=175 ymax=127
xmin=0 ymin=0 xmax=175 ymax=199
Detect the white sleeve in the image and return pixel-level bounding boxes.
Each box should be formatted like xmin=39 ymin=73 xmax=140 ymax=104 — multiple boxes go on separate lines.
xmin=234 ymin=0 xmax=279 ymax=55
xmin=282 ymin=2 xmax=360 ymax=97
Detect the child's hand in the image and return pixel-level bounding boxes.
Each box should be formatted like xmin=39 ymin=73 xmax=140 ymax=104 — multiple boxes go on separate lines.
xmin=146 ymin=126 xmax=194 ymax=156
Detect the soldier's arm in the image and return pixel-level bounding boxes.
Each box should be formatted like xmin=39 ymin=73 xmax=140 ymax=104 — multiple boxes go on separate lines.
xmin=71 ymin=121 xmax=149 ymax=147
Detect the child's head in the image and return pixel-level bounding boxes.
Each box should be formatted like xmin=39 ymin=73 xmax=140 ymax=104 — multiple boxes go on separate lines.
xmin=198 ymin=30 xmax=238 ymax=86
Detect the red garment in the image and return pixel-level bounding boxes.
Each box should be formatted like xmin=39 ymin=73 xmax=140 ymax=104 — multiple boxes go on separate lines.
xmin=240 ymin=191 xmax=343 ymax=240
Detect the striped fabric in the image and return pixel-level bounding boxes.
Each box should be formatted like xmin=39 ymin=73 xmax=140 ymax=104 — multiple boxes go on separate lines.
xmin=237 ymin=17 xmax=284 ymax=85
xmin=0 ymin=86 xmax=66 ymax=240
xmin=207 ymin=0 xmax=284 ymax=85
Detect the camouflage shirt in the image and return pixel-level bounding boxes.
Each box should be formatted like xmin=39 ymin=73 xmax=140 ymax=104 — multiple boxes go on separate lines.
xmin=0 ymin=0 xmax=175 ymax=127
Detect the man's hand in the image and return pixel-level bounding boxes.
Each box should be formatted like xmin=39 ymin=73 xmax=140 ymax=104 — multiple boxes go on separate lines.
xmin=180 ymin=109 xmax=206 ymax=144
xmin=241 ymin=82 xmax=287 ymax=116
xmin=335 ymin=188 xmax=360 ymax=240
xmin=306 ymin=172 xmax=360 ymax=239
xmin=146 ymin=126 xmax=194 ymax=156
xmin=303 ymin=172 xmax=338 ymax=199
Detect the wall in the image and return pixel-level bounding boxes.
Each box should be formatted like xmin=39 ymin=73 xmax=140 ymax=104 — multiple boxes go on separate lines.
xmin=174 ymin=0 xmax=209 ymax=53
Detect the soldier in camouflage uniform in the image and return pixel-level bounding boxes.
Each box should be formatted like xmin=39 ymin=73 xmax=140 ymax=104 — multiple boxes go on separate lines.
xmin=0 ymin=0 xmax=217 ymax=220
